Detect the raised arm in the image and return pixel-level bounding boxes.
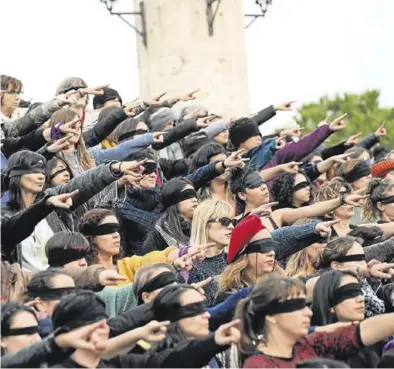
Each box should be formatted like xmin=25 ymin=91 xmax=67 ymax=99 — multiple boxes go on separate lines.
xmin=364 ymin=237 xmax=394 ymax=262
xmin=1 ymin=128 xmax=47 ymax=159
xmin=263 ymin=124 xmax=333 ymax=170
xmin=272 ymin=194 xmax=365 ymax=226
xmin=83 ymin=107 xmax=128 ymax=148
xmin=44 ymin=162 xmax=124 ymax=209
xmin=271 ymin=222 xmax=323 ymax=260
xmin=89 ymin=133 xmax=154 ymax=164
xmin=152 ymin=119 xmax=199 ymax=150
xmin=1 ymin=197 xmax=53 ymax=257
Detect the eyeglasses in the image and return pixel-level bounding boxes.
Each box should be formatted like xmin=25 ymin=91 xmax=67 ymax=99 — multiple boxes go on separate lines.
xmin=207 ymin=217 xmax=237 ymax=227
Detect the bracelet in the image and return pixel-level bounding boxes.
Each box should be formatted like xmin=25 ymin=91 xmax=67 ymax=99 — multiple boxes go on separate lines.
xmin=340 ymin=194 xmax=347 ymax=206
xmin=108 ymin=161 xmax=123 ymax=178
xmin=221 ymin=161 xmax=226 ymax=170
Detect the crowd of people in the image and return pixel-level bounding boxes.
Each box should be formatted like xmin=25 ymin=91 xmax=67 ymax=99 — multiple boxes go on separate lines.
xmin=1 ymin=74 xmax=394 ymax=368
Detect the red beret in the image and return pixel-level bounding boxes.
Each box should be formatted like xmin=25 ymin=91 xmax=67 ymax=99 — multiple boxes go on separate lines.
xmin=371 ymin=159 xmax=394 ymax=178
xmin=227 ymin=214 xmax=265 ymax=263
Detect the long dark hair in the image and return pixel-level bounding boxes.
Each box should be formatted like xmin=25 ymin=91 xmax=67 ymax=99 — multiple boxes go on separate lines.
xmin=45 ymin=156 xmax=73 ymax=188
xmin=159 ymin=178 xmax=194 ymax=246
xmin=311 ymin=270 xmax=359 ymax=325
xmin=151 ymin=284 xmax=199 ymax=351
xmin=6 ymin=150 xmax=46 ymax=212
xmin=188 ymin=143 xmax=226 ymax=174
xmin=78 ymin=208 xmax=123 ymax=265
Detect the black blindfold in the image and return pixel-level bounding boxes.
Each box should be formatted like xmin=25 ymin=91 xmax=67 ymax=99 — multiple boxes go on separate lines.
xmin=332 ymin=283 xmax=363 ymax=306
xmin=163 ymin=188 xmax=197 ymax=209
xmin=81 ymin=223 xmax=120 ymax=237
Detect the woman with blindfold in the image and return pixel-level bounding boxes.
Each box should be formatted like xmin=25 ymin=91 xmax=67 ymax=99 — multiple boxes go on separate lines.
xmin=79 ymin=208 xmax=198 ymax=285
xmin=1 ymin=303 xmax=40 ymax=355
xmin=237 ymin=275 xmax=394 ymax=368
xmin=271 ymin=172 xmax=312 ymax=210
xmin=363 ymin=178 xmax=394 ymax=223
xmin=24 ymin=269 xmax=76 ymax=334
xmin=1 ymin=301 xmax=112 ymax=368
xmin=151 ymin=284 xmax=240 ymax=368
xmin=188 ymin=143 xmax=236 ymax=208
xmin=1 ymin=149 xmax=144 ymax=271
xmin=310 ymin=236 xmax=394 ymax=318
xmin=143 ymin=178 xmax=199 ymax=253
xmin=188 ymin=200 xmax=235 ymax=306
xmin=216 ymin=214 xmax=285 ymax=304
xmin=311 ymin=270 xmax=381 ymax=368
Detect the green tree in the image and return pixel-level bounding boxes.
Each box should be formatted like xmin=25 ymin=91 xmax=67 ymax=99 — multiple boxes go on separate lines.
xmin=296 ymin=90 xmax=394 ymax=148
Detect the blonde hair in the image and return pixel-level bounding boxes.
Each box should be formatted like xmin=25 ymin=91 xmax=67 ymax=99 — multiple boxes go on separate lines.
xmin=286 ymin=248 xmax=318 ymax=277
xmin=190 ymin=199 xmax=234 ymax=247
xmin=218 ymin=255 xmax=285 ymax=294
xmin=49 ymin=108 xmax=95 ymax=171
xmin=218 ymin=255 xmax=251 ymax=294
xmin=286 ymin=217 xmax=322 ymax=277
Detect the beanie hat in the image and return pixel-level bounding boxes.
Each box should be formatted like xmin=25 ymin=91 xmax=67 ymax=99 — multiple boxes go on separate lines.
xmin=227 ymin=214 xmax=265 ymax=263
xmin=52 ymin=290 xmax=107 ymax=332
xmin=229 ymin=118 xmax=261 ymax=149
xmin=150 ymin=107 xmax=177 ymax=132
xmin=93 ymin=87 xmax=122 ymax=110
xmin=371 ymin=159 xmax=394 ymax=178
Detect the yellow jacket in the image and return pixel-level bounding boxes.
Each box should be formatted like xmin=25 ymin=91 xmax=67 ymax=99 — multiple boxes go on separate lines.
xmin=116 ymin=246 xmax=177 ymax=287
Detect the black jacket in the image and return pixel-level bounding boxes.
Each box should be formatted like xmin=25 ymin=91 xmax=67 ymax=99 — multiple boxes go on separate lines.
xmin=151 ymin=119 xmax=199 ymax=151
xmin=1 ymin=335 xmax=74 ymax=368
xmin=83 ymin=108 xmax=128 ymax=148
xmin=1 ymin=128 xmax=47 ymax=159
xmin=51 ymin=335 xmax=227 ymax=368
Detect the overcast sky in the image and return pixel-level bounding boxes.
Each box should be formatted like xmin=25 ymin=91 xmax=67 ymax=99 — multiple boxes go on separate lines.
xmin=2 ymin=0 xmax=393 ymax=129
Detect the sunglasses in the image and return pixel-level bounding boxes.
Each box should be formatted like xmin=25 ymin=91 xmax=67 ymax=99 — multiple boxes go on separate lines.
xmin=207 ymin=217 xmax=237 ymax=227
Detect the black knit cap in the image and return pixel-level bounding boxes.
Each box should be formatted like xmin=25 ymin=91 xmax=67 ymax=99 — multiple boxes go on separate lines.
xmin=229 ymin=118 xmax=261 ymax=149
xmin=93 ymin=87 xmax=122 ymax=110
xmin=52 ymin=290 xmax=107 ymax=332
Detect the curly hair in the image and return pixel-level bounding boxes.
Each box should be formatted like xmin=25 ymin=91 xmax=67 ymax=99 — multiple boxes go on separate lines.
xmin=271 ymin=173 xmax=298 ymax=208
xmin=78 ymin=208 xmax=123 ymax=265
xmin=314 ymin=177 xmax=351 ymax=219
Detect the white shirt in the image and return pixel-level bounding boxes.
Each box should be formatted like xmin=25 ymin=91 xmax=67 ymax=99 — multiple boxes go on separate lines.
xmin=20 ymin=219 xmax=54 ymax=272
